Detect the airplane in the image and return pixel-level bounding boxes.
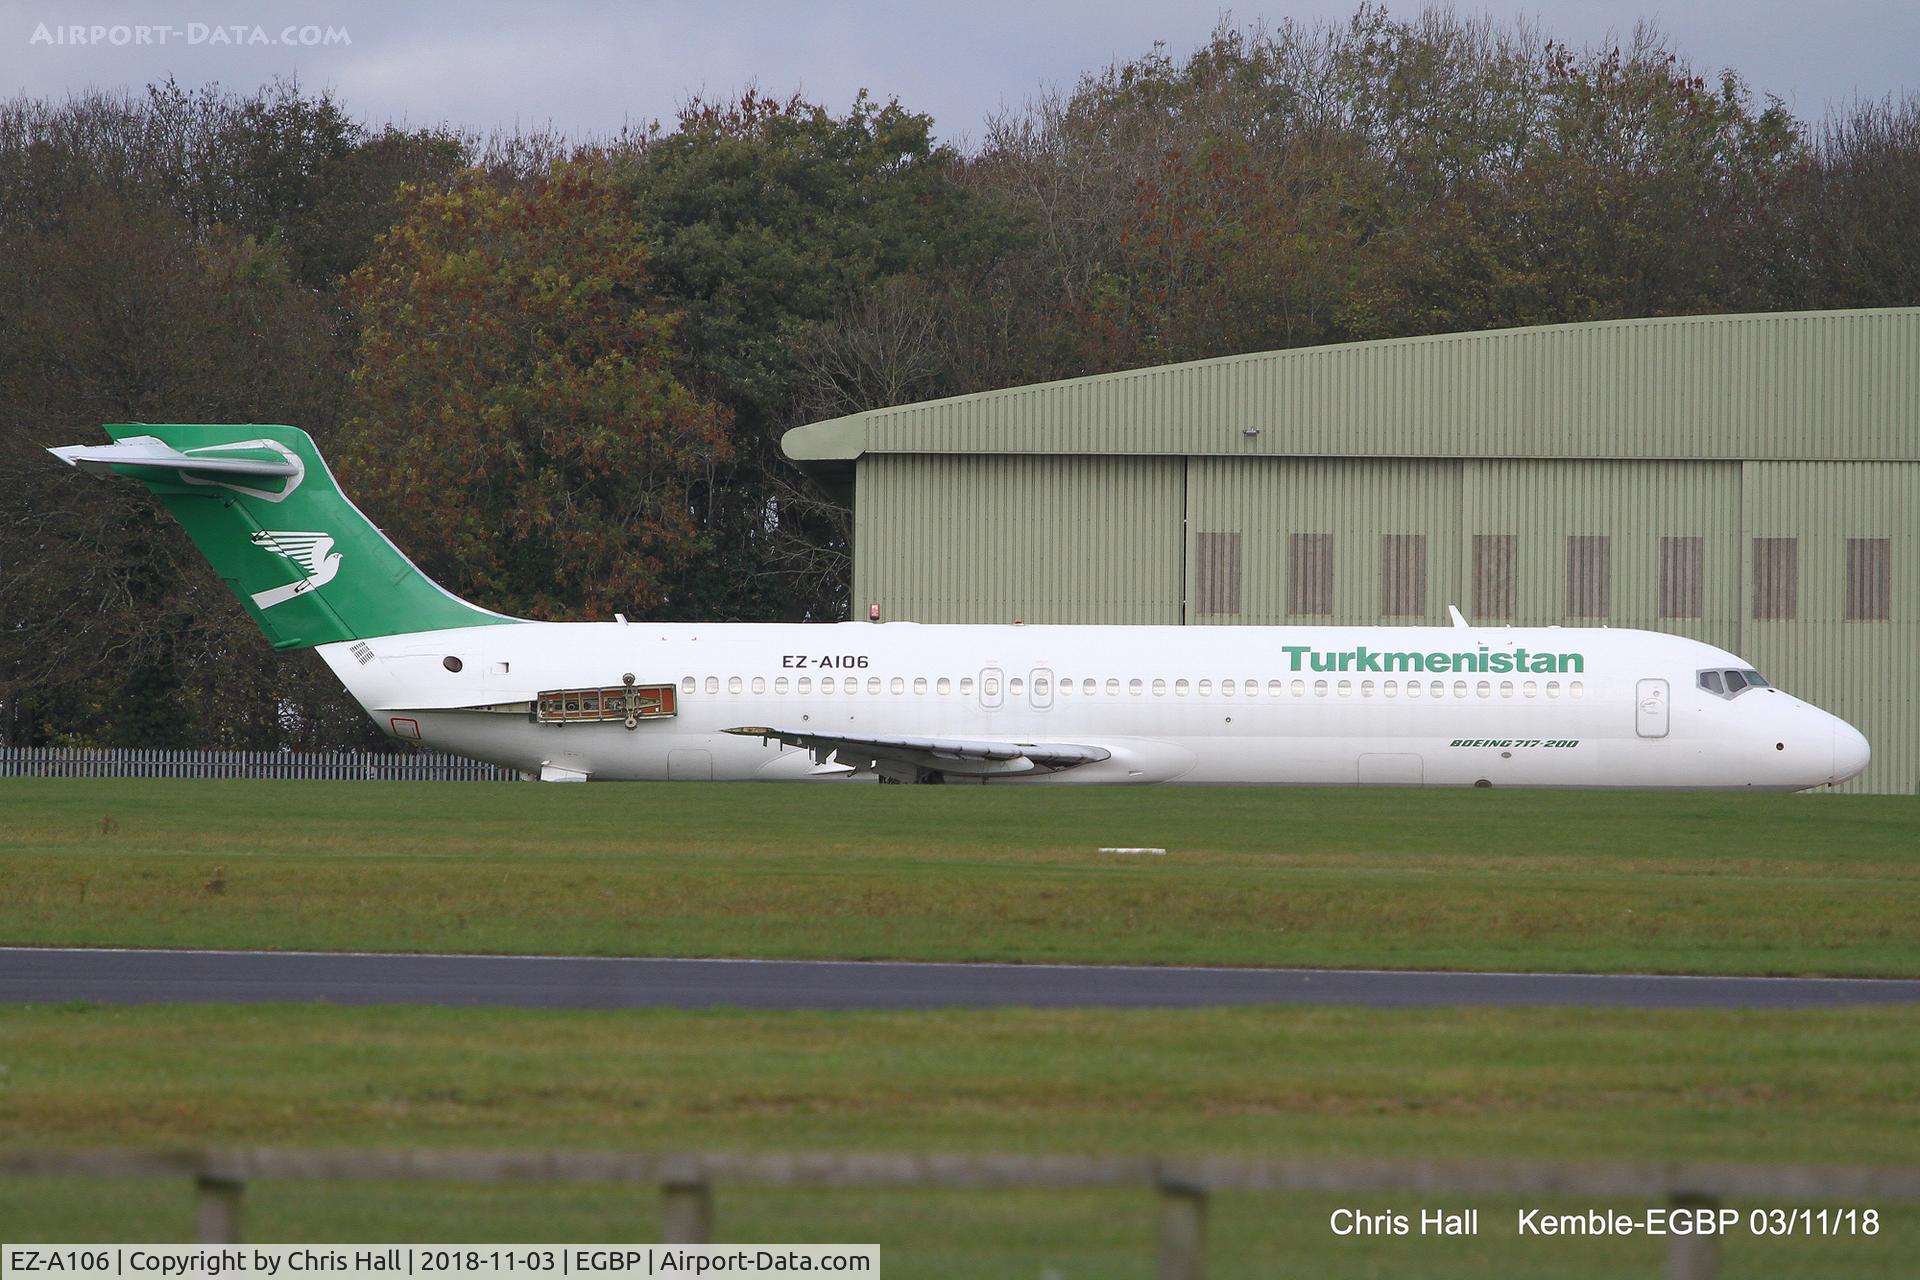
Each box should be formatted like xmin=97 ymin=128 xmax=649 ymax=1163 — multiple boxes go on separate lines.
xmin=52 ymin=423 xmax=1871 ymax=789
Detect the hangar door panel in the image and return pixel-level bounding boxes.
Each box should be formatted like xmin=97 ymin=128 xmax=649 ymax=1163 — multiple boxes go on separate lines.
xmin=854 ymin=455 xmax=1184 ymax=624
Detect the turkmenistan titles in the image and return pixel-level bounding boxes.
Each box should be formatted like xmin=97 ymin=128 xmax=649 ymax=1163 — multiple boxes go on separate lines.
xmin=1281 ymin=645 xmax=1584 ymax=674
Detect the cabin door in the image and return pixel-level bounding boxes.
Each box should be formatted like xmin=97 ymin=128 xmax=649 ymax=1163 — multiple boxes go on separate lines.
xmin=1030 ymin=667 xmax=1055 ymax=710
xmin=979 ymin=666 xmax=1005 ymax=710
xmin=1635 ymin=678 xmax=1670 ymax=739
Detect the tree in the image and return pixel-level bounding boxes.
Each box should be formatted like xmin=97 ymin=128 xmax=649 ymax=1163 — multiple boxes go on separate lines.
xmin=338 ymin=160 xmax=731 ymax=621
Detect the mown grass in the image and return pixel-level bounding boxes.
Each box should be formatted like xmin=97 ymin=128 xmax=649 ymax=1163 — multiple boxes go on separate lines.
xmin=2 ymin=779 xmax=1917 ymax=974
xmin=2 ymin=1003 xmax=1916 ymax=1276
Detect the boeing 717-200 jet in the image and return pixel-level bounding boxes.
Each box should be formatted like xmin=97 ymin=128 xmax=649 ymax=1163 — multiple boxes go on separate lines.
xmin=52 ymin=424 xmax=1871 ymax=788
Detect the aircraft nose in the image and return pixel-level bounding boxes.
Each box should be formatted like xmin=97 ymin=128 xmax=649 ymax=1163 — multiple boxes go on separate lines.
xmin=1830 ymin=719 xmax=1871 ymax=784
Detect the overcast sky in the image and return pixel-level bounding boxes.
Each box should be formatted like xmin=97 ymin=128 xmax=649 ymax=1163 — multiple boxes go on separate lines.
xmin=7 ymin=1 xmax=1916 ymax=145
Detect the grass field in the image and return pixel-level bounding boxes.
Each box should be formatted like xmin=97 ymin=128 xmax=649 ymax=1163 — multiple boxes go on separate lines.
xmin=2 ymin=778 xmax=1916 ymax=974
xmin=2 ymin=1002 xmax=1916 ymax=1276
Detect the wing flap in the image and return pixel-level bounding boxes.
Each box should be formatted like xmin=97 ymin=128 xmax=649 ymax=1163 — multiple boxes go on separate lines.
xmin=724 ymin=725 xmax=1111 ymax=777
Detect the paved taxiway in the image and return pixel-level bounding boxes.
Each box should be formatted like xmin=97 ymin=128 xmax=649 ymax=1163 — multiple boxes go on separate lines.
xmin=4 ymin=948 xmax=1918 ymax=1010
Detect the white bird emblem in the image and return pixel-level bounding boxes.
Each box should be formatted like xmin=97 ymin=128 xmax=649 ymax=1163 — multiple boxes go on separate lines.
xmin=249 ymin=530 xmax=343 ymax=609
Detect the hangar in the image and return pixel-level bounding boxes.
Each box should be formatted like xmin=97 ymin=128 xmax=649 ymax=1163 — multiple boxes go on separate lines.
xmin=782 ymin=308 xmax=1920 ymax=794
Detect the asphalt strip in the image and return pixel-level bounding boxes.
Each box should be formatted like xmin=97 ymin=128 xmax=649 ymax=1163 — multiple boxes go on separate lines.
xmin=3 ymin=947 xmax=1917 ymax=1010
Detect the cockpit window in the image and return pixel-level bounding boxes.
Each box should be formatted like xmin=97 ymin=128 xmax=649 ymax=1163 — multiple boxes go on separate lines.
xmin=1698 ymin=667 xmax=1773 ymax=699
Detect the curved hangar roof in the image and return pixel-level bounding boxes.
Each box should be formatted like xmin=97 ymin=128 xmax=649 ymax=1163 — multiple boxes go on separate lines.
xmin=783 ymin=308 xmax=1920 ymax=487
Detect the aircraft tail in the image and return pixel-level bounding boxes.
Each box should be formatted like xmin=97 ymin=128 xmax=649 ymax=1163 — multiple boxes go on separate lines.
xmin=50 ymin=424 xmax=520 ymax=650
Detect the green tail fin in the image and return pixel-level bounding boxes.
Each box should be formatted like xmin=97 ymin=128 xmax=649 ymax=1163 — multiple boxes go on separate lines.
xmin=51 ymin=424 xmax=521 ymax=650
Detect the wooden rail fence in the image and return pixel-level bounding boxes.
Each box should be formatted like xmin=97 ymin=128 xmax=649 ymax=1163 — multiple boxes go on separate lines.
xmin=6 ymin=1149 xmax=1917 ymax=1280
xmin=0 ymin=747 xmax=520 ymax=781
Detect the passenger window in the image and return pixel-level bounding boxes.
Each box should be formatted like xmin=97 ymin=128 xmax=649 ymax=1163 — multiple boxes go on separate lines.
xmin=1452 ymin=680 xmax=1468 ymax=699
xmin=936 ymin=677 xmax=951 ymax=695
xmin=1699 ymin=670 xmax=1724 ymax=694
xmin=1384 ymin=680 xmax=1398 ymax=697
xmin=774 ymin=676 xmax=789 ymax=694
xmin=1314 ymin=680 xmax=1329 ymax=697
xmin=1570 ymin=681 xmax=1584 ymax=699
xmin=867 ymin=676 xmax=882 ymax=695
xmin=1406 ymin=680 xmax=1421 ymax=699
xmin=705 ymin=676 xmax=719 ymax=694
xmin=1725 ymin=671 xmax=1748 ymax=694
xmin=1057 ymin=678 xmax=1071 ymax=696
xmin=1198 ymin=680 xmax=1213 ymax=696
xmin=681 ymin=676 xmax=695 ymax=694
xmin=1546 ymin=681 xmax=1561 ymax=698
xmin=1268 ymin=680 xmax=1284 ymax=697
xmin=798 ymin=677 xmax=812 ymax=694
xmin=751 ymin=677 xmax=766 ymax=694
xmin=913 ymin=677 xmax=927 ymax=694
xmin=1152 ymin=679 xmax=1167 ymax=696
xmin=1221 ymin=679 xmax=1236 ymax=697
xmin=1175 ymin=679 xmax=1191 ymax=696
xmin=960 ymin=677 xmax=975 ymax=696
xmin=727 ymin=676 xmax=743 ymax=694
xmin=890 ymin=677 xmax=904 ymax=694
xmin=1009 ymin=678 xmax=1024 ymax=697
xmin=1290 ymin=679 xmax=1305 ymax=697
xmin=1338 ymin=680 xmax=1353 ymax=697
xmin=1246 ymin=677 xmax=1261 ymax=696
xmin=1476 ymin=681 xmax=1490 ymax=698
xmin=1035 ymin=676 xmax=1050 ymax=696
xmin=983 ymin=676 xmax=1000 ymax=696
xmin=1500 ymin=680 xmax=1514 ymax=697
xmin=1523 ymin=681 xmax=1537 ymax=698
xmin=1129 ymin=678 xmax=1144 ymax=695
xmin=1105 ymin=678 xmax=1120 ymax=695
xmin=1430 ymin=680 xmax=1445 ymax=698
xmin=1360 ymin=680 xmax=1375 ymax=697
xmin=821 ymin=676 xmax=835 ymax=694
xmin=1084 ymin=678 xmax=1096 ymax=695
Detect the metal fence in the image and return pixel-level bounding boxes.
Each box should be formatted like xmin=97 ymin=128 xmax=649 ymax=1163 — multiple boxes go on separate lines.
xmin=6 ymin=1149 xmax=1918 ymax=1279
xmin=0 ymin=746 xmax=520 ymax=781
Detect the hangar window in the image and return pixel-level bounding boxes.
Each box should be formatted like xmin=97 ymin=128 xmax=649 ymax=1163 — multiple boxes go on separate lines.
xmin=681 ymin=677 xmax=695 ymax=695
xmin=1846 ymin=538 xmax=1891 ymax=621
xmin=1752 ymin=537 xmax=1798 ymax=620
xmin=1381 ymin=533 xmax=1428 ymax=617
xmin=751 ymin=677 xmax=766 ymax=694
xmin=1195 ymin=531 xmax=1243 ymax=616
xmin=1566 ymin=535 xmax=1611 ymax=618
xmin=775 ymin=677 xmax=789 ymax=694
xmin=705 ymin=677 xmax=719 ymax=694
xmin=728 ymin=677 xmax=743 ymax=694
xmin=1660 ymin=536 xmax=1705 ymax=619
xmin=1152 ymin=679 xmax=1167 ymax=696
xmin=1473 ymin=534 xmax=1517 ymax=619
xmin=937 ymin=677 xmax=951 ymax=695
xmin=1289 ymin=533 xmax=1335 ymax=616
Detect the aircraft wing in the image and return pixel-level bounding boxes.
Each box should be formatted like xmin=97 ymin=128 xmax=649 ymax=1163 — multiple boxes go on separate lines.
xmin=722 ymin=725 xmax=1111 ymax=780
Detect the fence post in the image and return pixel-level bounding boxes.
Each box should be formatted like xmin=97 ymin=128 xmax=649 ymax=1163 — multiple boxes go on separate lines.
xmin=1665 ymin=1194 xmax=1720 ymax=1280
xmin=1156 ymin=1181 xmax=1206 ymax=1280
xmin=195 ymin=1175 xmax=244 ymax=1243
xmin=661 ymin=1181 xmax=713 ymax=1244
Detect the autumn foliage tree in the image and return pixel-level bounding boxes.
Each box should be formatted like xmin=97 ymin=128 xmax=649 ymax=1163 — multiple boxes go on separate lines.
xmin=338 ymin=160 xmax=731 ymax=620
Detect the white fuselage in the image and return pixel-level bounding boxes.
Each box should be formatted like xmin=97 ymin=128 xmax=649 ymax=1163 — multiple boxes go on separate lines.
xmin=318 ymin=621 xmax=1870 ymax=789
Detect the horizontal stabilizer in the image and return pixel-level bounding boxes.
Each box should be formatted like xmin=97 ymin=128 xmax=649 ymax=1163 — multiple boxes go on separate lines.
xmin=49 ymin=436 xmax=300 ymax=478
